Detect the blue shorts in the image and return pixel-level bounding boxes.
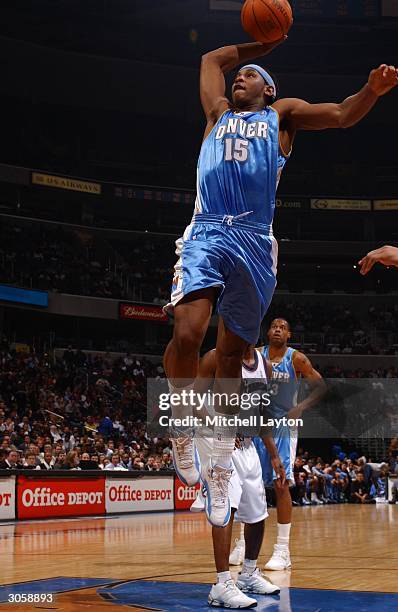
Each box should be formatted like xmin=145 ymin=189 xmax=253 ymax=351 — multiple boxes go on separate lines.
xmin=166 ymin=213 xmax=278 ymax=344
xmin=253 ymin=426 xmax=298 ymax=487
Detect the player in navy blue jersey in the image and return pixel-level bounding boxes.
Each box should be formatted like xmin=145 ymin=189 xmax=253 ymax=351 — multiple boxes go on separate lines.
xmin=163 ymin=36 xmax=398 ymax=527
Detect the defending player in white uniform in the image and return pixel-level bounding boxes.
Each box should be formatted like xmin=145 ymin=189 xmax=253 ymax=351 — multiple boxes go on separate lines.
xmin=230 ymin=319 xmax=325 ymax=572
xmin=193 ymin=345 xmax=286 ymax=608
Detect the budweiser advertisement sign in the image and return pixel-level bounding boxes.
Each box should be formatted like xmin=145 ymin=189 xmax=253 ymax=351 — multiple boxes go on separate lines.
xmin=119 ymin=303 xmax=168 ymax=323
xmin=174 ymin=478 xmax=201 ymax=510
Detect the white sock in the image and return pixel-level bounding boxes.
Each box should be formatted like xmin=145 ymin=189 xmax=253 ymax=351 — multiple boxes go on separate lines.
xmin=311 ymin=492 xmax=317 ymax=501
xmin=212 ymin=412 xmax=236 ymax=468
xmin=217 ymin=571 xmax=232 ymax=583
xmin=168 ymin=381 xmax=194 ymax=436
xmin=242 ymin=558 xmax=257 ymax=575
xmin=276 ymin=523 xmax=291 ymax=547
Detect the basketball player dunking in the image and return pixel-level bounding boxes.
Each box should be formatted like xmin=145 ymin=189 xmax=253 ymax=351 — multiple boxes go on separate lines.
xmin=163 ymin=36 xmax=398 ymax=528
xmin=194 ymin=345 xmax=285 ymax=608
xmin=231 ymin=318 xmax=325 ymax=571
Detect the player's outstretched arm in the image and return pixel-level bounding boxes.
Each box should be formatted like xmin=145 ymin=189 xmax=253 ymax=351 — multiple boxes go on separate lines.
xmin=275 ymin=64 xmax=398 ymax=131
xmin=358 ymin=245 xmax=398 ymax=275
xmin=289 ymin=352 xmax=326 ymax=419
xmin=200 ymin=38 xmax=285 ymax=126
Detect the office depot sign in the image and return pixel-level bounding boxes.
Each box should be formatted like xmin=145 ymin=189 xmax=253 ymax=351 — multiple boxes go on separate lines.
xmin=0 ymin=476 xmax=16 ymax=520
xmin=17 ymin=476 xmax=105 ymax=519
xmin=174 ymin=478 xmax=200 ymax=510
xmin=106 ymin=476 xmax=174 ymax=513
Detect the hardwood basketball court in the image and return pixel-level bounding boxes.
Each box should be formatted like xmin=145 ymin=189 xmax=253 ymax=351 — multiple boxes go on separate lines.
xmin=1 ymin=505 xmax=397 ymax=610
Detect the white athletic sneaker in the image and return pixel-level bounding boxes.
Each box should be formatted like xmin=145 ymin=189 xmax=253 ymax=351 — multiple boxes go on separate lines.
xmin=237 ymin=568 xmax=280 ymax=595
xmin=190 ymin=488 xmax=205 ymax=513
xmin=208 ymin=580 xmax=257 ymax=608
xmin=171 ymin=436 xmax=201 ymax=487
xmin=202 ymin=461 xmax=232 ymax=527
xmin=264 ymin=544 xmax=291 ymax=571
xmin=229 ymin=538 xmax=246 ymax=566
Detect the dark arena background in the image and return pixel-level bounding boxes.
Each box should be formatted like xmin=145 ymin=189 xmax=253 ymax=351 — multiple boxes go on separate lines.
xmin=0 ymin=1 xmax=397 ymax=611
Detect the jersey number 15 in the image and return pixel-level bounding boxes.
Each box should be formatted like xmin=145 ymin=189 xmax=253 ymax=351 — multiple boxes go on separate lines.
xmin=224 ymin=138 xmax=249 ymax=162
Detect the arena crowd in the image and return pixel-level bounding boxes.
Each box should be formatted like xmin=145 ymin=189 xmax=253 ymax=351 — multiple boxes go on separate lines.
xmin=0 ymin=341 xmax=397 ymax=504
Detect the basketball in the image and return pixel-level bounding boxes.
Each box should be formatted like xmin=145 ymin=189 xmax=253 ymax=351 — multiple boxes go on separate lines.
xmin=241 ymin=0 xmax=293 ymax=43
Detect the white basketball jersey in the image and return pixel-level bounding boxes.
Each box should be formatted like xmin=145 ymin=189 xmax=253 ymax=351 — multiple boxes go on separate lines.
xmin=242 ymin=348 xmax=268 ymax=383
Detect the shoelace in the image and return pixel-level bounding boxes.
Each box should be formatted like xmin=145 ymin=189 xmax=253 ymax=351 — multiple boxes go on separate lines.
xmin=209 ymin=467 xmax=232 ymax=507
xmin=175 ymin=437 xmax=193 ymax=469
xmin=224 ymin=579 xmax=241 ymax=595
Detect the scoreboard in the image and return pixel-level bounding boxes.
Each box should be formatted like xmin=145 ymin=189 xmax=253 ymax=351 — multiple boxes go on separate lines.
xmin=209 ymin=0 xmax=382 ymax=19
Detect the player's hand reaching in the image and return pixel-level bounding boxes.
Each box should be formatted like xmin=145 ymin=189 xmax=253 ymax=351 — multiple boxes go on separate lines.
xmin=261 ymin=34 xmax=287 ymax=54
xmin=358 ymin=245 xmax=398 ymax=275
xmin=368 ymin=64 xmax=398 ymax=96
xmin=271 ymin=455 xmax=286 ymax=487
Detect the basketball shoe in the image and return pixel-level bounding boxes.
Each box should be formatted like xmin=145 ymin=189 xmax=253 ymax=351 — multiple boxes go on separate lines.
xmin=190 ymin=487 xmax=205 ymax=512
xmin=237 ymin=568 xmax=280 ymax=595
xmin=208 ymin=580 xmax=257 ymax=608
xmin=171 ymin=436 xmax=201 ymax=486
xmin=202 ymin=461 xmax=232 ymax=527
xmin=264 ymin=544 xmax=291 ymax=571
xmin=229 ymin=538 xmax=246 ymax=565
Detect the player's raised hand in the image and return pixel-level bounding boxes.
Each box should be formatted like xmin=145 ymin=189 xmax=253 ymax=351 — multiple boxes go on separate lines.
xmin=358 ymin=245 xmax=398 ymax=275
xmin=257 ymin=34 xmax=288 ymax=57
xmin=368 ymin=64 xmax=398 ymax=96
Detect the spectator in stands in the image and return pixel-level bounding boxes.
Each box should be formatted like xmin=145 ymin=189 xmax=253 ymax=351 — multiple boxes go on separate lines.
xmin=24 ymin=452 xmax=42 ymax=470
xmin=0 ymin=449 xmax=20 ymax=469
xmin=98 ymin=454 xmax=107 ymax=469
xmin=292 ymin=457 xmax=310 ymax=505
xmin=105 ymin=440 xmax=115 ymax=458
xmin=104 ymin=453 xmax=126 ymax=470
xmin=64 ymin=450 xmax=80 ymax=470
xmin=40 ymin=450 xmax=55 ymax=470
xmin=98 ymin=414 xmax=114 ymax=438
xmin=351 ymin=471 xmax=375 ymax=504
xmin=145 ymin=456 xmax=156 ymax=471
xmin=0 ymin=435 xmax=11 ymax=450
xmin=307 ymin=460 xmax=327 ymax=504
xmin=18 ymin=434 xmax=32 ymax=453
xmin=358 ymin=456 xmax=372 ymax=484
xmin=53 ymin=451 xmax=67 ymax=469
xmin=120 ymin=452 xmax=132 ymax=470
xmin=132 ymin=457 xmax=145 ymax=470
xmin=161 ymin=452 xmax=173 ymax=470
xmin=49 ymin=425 xmax=62 ymax=444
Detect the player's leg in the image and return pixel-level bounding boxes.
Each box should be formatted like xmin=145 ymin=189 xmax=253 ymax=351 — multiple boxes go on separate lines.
xmin=164 ymin=288 xmax=216 ymax=486
xmin=229 ymin=522 xmax=245 ymax=565
xmin=235 ymin=444 xmax=280 ymax=595
xmin=164 ymin=288 xmax=216 ymax=380
xmin=263 ymin=482 xmax=292 ymax=571
xmin=208 ymin=469 xmax=257 ymax=609
xmin=264 ymin=427 xmax=296 ymax=571
xmin=202 ymin=318 xmax=248 ymax=527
